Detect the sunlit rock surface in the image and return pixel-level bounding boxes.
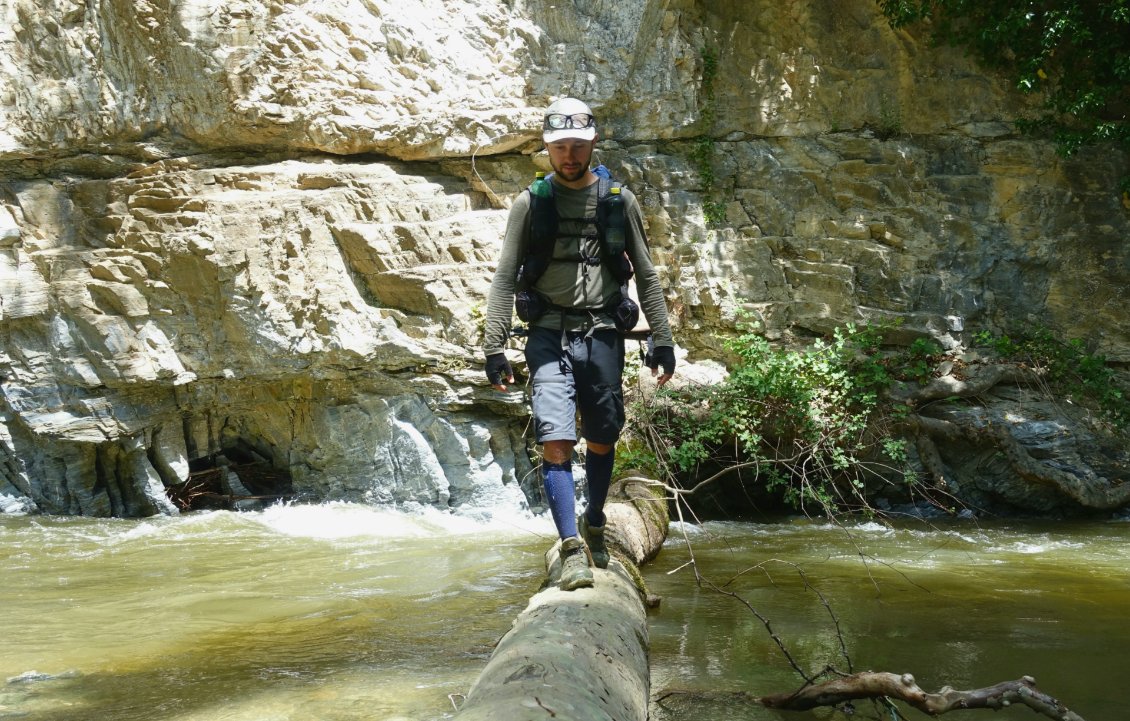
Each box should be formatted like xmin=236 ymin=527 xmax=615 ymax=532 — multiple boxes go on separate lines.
xmin=1 ymin=0 xmax=1127 ymax=516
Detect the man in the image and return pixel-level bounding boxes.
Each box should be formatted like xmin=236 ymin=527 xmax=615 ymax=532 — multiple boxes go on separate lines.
xmin=482 ymin=97 xmax=676 ymax=590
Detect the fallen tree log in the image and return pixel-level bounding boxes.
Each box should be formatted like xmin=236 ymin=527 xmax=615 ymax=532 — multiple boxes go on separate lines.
xmin=455 ymin=477 xmax=668 ymax=721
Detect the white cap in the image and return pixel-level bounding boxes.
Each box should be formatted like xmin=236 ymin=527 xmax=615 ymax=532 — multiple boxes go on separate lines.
xmin=542 ymin=97 xmax=597 ymax=144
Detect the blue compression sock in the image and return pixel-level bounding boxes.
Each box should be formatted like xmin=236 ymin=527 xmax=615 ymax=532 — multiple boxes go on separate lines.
xmin=584 ymin=448 xmax=615 ymax=528
xmin=542 ymin=460 xmax=578 ymax=539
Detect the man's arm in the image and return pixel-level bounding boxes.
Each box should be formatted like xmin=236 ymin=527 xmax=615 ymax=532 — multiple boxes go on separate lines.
xmin=482 ymin=193 xmax=531 ymax=357
xmin=482 ymin=192 xmax=531 ymax=390
xmin=623 ymin=189 xmax=675 ymax=384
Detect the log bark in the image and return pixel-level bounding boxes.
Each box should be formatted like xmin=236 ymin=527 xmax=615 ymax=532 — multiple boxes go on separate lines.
xmin=455 ymin=476 xmax=668 ymax=721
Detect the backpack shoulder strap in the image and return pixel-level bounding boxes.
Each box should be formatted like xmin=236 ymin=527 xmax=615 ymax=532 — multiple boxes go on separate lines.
xmin=528 ymin=174 xmax=557 ymax=242
xmin=518 ymin=175 xmax=558 ymax=289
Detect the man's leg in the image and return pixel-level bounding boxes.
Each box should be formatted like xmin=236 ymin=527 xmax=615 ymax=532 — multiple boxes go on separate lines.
xmin=526 ymin=328 xmax=592 ymax=590
xmin=542 ymin=439 xmax=578 ymax=540
xmin=543 ymin=439 xmax=592 ymax=589
xmin=574 ymin=330 xmax=626 ymax=570
xmin=580 ymin=440 xmax=614 ymax=569
xmin=583 ymin=441 xmax=614 ymax=528
xmin=526 ymin=327 xmax=581 ymax=540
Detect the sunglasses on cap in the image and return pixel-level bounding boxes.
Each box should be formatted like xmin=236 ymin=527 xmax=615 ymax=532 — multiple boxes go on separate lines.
xmin=543 ymin=112 xmax=596 ymax=130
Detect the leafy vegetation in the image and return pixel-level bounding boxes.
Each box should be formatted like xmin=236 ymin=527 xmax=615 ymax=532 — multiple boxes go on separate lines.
xmin=876 ymin=94 xmax=904 ymax=140
xmin=693 ymin=45 xmax=727 ymax=227
xmin=617 ymin=321 xmax=1129 ymax=517
xmin=619 ymin=322 xmax=921 ymax=516
xmin=877 ymin=0 xmax=1130 ymax=191
xmin=973 ymin=327 xmax=1130 ymax=428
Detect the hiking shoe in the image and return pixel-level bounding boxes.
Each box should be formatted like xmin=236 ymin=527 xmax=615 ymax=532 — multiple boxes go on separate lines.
xmin=559 ymin=536 xmax=594 ymax=590
xmin=579 ymin=516 xmax=610 ymax=569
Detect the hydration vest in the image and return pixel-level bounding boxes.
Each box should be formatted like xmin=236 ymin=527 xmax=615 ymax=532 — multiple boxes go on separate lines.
xmin=517 ymin=169 xmax=635 ymax=291
xmin=513 ymin=170 xmax=639 ymax=330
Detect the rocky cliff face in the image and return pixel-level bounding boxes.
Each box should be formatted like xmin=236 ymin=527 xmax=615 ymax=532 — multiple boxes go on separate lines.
xmin=2 ymin=0 xmax=1127 ymax=517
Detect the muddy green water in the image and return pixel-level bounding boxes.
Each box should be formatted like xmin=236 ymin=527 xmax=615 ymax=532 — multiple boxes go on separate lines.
xmin=647 ymin=519 xmax=1129 ymax=721
xmin=1 ymin=505 xmax=1126 ymax=721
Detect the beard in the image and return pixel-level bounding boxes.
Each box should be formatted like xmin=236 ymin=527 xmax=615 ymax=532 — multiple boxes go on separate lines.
xmin=550 ymin=158 xmax=589 ymax=182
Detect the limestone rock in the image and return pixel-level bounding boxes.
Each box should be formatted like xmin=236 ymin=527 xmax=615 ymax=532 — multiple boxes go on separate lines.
xmin=1 ymin=155 xmax=532 ymax=514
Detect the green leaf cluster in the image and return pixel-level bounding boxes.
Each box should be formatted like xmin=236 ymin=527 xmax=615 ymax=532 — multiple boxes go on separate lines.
xmin=878 ymin=0 xmax=1130 ymax=190
xmin=973 ymin=327 xmax=1130 ymax=428
xmin=895 ymin=337 xmax=946 ymax=385
xmin=694 ymin=45 xmax=727 ymax=227
xmin=625 ymin=323 xmax=916 ymax=515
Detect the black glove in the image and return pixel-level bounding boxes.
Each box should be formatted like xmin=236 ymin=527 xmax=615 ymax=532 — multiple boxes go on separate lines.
xmin=645 ymin=344 xmax=676 ymax=376
xmin=485 ymin=353 xmax=514 ymax=387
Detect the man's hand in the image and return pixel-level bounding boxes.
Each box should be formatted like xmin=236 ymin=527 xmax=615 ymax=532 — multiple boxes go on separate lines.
xmin=485 ymin=353 xmax=515 ymax=391
xmin=645 ymin=344 xmax=676 ymax=388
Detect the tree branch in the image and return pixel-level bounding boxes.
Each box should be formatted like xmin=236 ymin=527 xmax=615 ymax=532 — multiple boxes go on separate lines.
xmin=758 ymin=672 xmax=1087 ymax=720
xmin=894 ymin=363 xmax=1046 ymax=405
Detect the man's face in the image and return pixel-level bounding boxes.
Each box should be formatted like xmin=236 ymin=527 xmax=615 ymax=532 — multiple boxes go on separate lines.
xmin=547 ymin=139 xmax=595 ymax=185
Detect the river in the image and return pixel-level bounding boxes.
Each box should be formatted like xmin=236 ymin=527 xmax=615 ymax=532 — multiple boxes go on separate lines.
xmin=1 ymin=504 xmax=1126 ymax=721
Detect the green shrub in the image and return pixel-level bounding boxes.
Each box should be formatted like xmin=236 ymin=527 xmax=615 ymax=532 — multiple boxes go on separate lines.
xmin=894 ymin=337 xmax=945 ymax=384
xmin=693 ymin=45 xmax=728 ymax=228
xmin=878 ymin=0 xmax=1130 ymax=192
xmin=973 ymin=327 xmax=1129 ymax=428
xmin=624 ymin=322 xmax=915 ymax=515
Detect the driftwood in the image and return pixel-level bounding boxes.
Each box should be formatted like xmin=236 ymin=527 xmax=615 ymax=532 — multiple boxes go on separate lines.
xmin=455 ymin=477 xmax=669 ymax=721
xmin=894 ymin=362 xmax=1043 ymax=407
xmin=758 ymin=672 xmax=1087 ymax=720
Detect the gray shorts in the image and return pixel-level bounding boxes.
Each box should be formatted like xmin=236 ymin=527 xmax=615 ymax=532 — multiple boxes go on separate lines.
xmin=524 ymin=326 xmax=625 ymax=445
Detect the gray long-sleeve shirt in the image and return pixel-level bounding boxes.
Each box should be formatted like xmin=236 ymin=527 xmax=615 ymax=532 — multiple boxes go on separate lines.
xmin=482 ymin=176 xmax=674 ymax=357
